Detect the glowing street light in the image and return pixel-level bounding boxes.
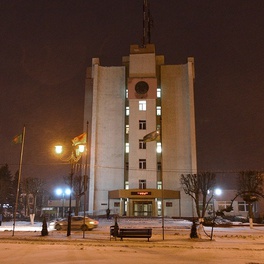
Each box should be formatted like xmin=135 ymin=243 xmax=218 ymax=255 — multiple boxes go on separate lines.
xmin=54 ymin=132 xmax=87 ymax=237
xmin=210 ymin=188 xmax=223 ymax=240
xmin=55 ymin=188 xmax=71 ymax=218
xmin=214 ymin=188 xmax=222 ymax=196
xmin=55 ymin=145 xmax=63 ymax=154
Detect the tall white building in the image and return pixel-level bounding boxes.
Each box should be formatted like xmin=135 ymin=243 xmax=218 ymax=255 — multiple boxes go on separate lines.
xmin=83 ymin=42 xmax=196 ymax=218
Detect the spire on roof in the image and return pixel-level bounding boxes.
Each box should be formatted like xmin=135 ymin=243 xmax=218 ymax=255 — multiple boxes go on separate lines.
xmin=142 ymin=0 xmax=153 ymax=47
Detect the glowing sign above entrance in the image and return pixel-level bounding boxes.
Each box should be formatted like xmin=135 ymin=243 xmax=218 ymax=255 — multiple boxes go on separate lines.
xmin=131 ymin=191 xmax=152 ymax=196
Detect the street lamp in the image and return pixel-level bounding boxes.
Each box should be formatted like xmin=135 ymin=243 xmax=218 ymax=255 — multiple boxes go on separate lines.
xmin=210 ymin=188 xmax=222 ymax=240
xmin=55 ymin=135 xmax=86 ymax=237
xmin=55 ymin=188 xmax=71 ymax=218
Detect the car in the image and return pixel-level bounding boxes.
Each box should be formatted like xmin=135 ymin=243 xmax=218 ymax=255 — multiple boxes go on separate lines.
xmin=54 ymin=216 xmax=99 ymax=231
xmin=203 ymin=217 xmax=233 ymax=227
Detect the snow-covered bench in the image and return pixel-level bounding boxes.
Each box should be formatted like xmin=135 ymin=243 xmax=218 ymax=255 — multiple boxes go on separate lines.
xmin=110 ymin=226 xmax=152 ymax=241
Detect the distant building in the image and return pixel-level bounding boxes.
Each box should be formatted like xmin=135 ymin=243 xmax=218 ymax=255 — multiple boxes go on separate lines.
xmin=83 ymin=43 xmax=196 ymax=217
xmin=202 ymin=189 xmax=262 ymax=220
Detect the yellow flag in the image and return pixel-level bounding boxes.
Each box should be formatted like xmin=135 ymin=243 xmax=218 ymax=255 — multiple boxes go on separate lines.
xmin=12 ymin=134 xmax=23 ymax=144
xmin=72 ymin=133 xmax=86 ymax=146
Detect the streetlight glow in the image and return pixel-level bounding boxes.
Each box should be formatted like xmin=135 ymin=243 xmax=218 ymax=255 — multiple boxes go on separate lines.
xmin=56 ymin=188 xmax=63 ymax=196
xmin=65 ymin=188 xmax=71 ymax=195
xmin=78 ymin=145 xmax=85 ymax=153
xmin=55 ymin=188 xmax=71 ymax=218
xmin=55 ymin=145 xmax=63 ymax=154
xmin=214 ymin=188 xmax=222 ymax=196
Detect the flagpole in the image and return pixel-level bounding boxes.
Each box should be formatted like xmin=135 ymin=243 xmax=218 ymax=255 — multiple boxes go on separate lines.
xmin=12 ymin=125 xmax=26 ymax=236
xmin=143 ymin=120 xmax=164 ymax=240
xmin=160 ymin=118 xmax=165 ymax=241
xmin=83 ymin=121 xmax=89 ymax=239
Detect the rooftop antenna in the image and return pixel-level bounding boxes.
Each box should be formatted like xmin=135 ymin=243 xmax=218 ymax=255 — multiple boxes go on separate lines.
xmin=142 ymin=0 xmax=153 ymax=47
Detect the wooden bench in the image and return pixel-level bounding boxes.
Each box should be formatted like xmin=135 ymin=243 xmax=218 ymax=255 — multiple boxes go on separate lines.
xmin=110 ymin=226 xmax=152 ymax=241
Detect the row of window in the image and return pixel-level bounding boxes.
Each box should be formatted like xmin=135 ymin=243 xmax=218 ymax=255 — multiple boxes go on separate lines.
xmin=125 ymin=142 xmax=162 ymax=153
xmin=126 ymin=120 xmax=161 ymax=133
xmin=126 ymin=88 xmax=161 ymax=98
xmin=125 ymin=103 xmax=161 ymax=116
xmin=125 ymin=160 xmax=162 ymax=171
xmin=201 ymin=201 xmax=255 ymax=213
xmin=125 ymin=180 xmax=162 ymax=190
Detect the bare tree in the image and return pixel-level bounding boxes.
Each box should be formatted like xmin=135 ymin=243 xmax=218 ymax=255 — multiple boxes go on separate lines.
xmin=237 ymin=170 xmax=264 ymax=228
xmin=63 ymin=172 xmax=86 ymax=216
xmin=73 ymin=175 xmax=86 ymax=216
xmin=22 ymin=177 xmax=46 ymax=223
xmin=0 ymin=164 xmax=13 ymax=216
xmin=181 ymin=172 xmax=216 ymax=219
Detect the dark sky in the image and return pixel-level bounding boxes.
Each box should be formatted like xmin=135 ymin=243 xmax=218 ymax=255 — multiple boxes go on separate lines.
xmin=1 ymin=0 xmax=264 ymax=190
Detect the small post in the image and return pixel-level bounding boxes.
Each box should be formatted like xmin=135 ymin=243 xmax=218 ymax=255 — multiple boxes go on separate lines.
xmin=190 ymin=220 xmax=199 ymax=239
xmin=41 ymin=216 xmax=48 ymax=236
xmin=113 ymin=216 xmax=119 ymax=239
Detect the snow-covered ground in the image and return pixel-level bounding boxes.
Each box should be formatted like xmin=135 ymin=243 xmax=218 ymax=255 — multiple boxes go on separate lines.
xmin=0 ymin=218 xmax=264 ymax=264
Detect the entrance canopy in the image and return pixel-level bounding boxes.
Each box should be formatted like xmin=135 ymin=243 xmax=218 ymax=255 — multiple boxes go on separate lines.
xmin=109 ymin=189 xmax=180 ymax=199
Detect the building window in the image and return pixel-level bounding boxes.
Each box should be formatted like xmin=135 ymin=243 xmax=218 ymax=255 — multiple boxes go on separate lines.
xmin=125 ymin=143 xmax=129 ymax=153
xmin=157 ymin=181 xmax=162 ymax=189
xmin=157 ymin=88 xmax=161 ymax=98
xmin=139 ymin=159 xmax=146 ymax=169
xmin=139 ymin=120 xmax=146 ymax=130
xmin=125 ymin=162 xmax=129 ymax=170
xmin=126 ymin=125 xmax=129 ymax=134
xmin=139 ymin=140 xmax=146 ymax=149
xmin=126 ymin=106 xmax=129 ymax=116
xmin=156 ymin=142 xmax=162 ymax=153
xmin=139 ymin=100 xmax=146 ymax=111
xmin=217 ymin=201 xmax=233 ymax=212
xmin=139 ymin=179 xmax=146 ymax=189
xmin=157 ymin=106 xmax=161 ymax=116
xmin=157 ymin=162 xmax=162 ymax=171
xmin=126 ymin=89 xmax=128 ymax=98
xmin=238 ymin=202 xmax=249 ymax=212
xmin=125 ymin=181 xmax=129 ymax=190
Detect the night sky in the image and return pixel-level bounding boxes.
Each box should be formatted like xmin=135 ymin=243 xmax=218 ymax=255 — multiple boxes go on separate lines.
xmin=1 ymin=0 xmax=264 ymax=190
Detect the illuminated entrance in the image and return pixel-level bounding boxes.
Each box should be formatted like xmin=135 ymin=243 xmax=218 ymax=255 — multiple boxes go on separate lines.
xmin=108 ymin=189 xmax=180 ymax=217
xmin=133 ymin=201 xmax=152 ymax=216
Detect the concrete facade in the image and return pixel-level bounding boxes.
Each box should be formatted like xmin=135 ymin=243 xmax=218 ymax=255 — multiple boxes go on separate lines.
xmin=83 ymin=44 xmax=197 ymax=217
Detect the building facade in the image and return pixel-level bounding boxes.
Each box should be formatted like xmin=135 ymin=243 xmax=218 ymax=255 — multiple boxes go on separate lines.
xmin=83 ymin=43 xmax=197 ymax=218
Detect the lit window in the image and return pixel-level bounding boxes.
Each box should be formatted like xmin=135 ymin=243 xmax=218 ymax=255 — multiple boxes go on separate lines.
xmin=217 ymin=201 xmax=232 ymax=212
xmin=157 ymin=142 xmax=162 ymax=153
xmin=139 ymin=159 xmax=146 ymax=169
xmin=157 ymin=88 xmax=161 ymax=98
xmin=139 ymin=140 xmax=146 ymax=149
xmin=125 ymin=181 xmax=129 ymax=189
xmin=157 ymin=106 xmax=161 ymax=116
xmin=139 ymin=120 xmax=146 ymax=130
xmin=126 ymin=89 xmax=128 ymax=98
xmin=125 ymin=143 xmax=129 ymax=153
xmin=126 ymin=106 xmax=129 ymax=116
xmin=126 ymin=125 xmax=129 ymax=134
xmin=139 ymin=100 xmax=146 ymax=111
xmin=157 ymin=181 xmax=162 ymax=189
xmin=139 ymin=179 xmax=146 ymax=189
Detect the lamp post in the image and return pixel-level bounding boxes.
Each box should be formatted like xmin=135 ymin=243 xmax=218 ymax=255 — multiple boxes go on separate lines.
xmin=210 ymin=188 xmax=222 ymax=240
xmin=55 ymin=188 xmax=71 ymax=218
xmin=55 ymin=140 xmax=86 ymax=237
